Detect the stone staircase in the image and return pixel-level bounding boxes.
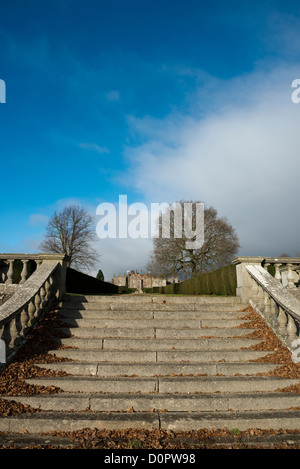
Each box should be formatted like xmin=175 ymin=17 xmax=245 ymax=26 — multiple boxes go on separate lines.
xmin=2 ymin=293 xmax=300 ymax=443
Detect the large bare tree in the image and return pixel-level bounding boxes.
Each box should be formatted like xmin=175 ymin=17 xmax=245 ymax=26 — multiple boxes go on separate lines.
xmin=39 ymin=205 xmax=99 ymax=270
xmin=147 ymin=201 xmax=240 ymax=278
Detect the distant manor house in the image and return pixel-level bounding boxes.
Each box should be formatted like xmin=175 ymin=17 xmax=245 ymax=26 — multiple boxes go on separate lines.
xmin=112 ymin=270 xmax=178 ymax=290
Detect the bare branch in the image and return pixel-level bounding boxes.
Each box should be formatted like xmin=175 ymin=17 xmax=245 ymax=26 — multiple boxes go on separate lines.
xmin=39 ymin=205 xmax=100 ymax=271
xmin=147 ymin=201 xmax=240 ymax=278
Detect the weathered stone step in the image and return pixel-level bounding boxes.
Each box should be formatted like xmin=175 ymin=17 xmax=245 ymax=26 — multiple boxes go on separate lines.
xmin=57 ymin=317 xmax=248 ymax=329
xmin=63 ymin=294 xmax=242 ymax=305
xmin=58 ymin=326 xmax=255 ymax=339
xmin=62 ymin=303 xmax=243 ymax=312
xmin=4 ymin=429 xmax=300 ymax=449
xmin=0 ymin=433 xmax=77 ymax=448
xmin=160 ymin=410 xmax=300 ymax=432
xmin=49 ymin=348 xmax=272 ymax=363
xmin=24 ymin=375 xmax=299 ymax=394
xmin=0 ymin=411 xmax=160 ymax=433
xmin=2 ymin=409 xmax=300 ymax=434
xmin=36 ymin=361 xmax=281 ymax=377
xmin=6 ymin=392 xmax=300 ymax=412
xmin=156 ymin=327 xmax=254 ymax=338
xmin=59 ymin=310 xmax=244 ymax=320
xmin=55 ymin=337 xmax=262 ymax=351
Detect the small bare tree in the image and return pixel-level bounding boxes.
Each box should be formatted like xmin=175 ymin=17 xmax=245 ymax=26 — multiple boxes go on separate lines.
xmin=39 ymin=205 xmax=99 ymax=271
xmin=147 ymin=201 xmax=240 ymax=278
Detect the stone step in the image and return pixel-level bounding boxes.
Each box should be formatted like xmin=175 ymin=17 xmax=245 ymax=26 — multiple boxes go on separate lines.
xmin=49 ymin=348 xmax=272 ymax=363
xmin=3 ymin=409 xmax=300 ymax=434
xmin=4 ymin=429 xmax=300 ymax=449
xmin=160 ymin=410 xmax=300 ymax=432
xmin=57 ymin=317 xmax=248 ymax=329
xmin=62 ymin=303 xmax=244 ymax=312
xmin=3 ymin=290 xmax=297 ymax=439
xmin=0 ymin=433 xmax=77 ymax=448
xmin=24 ymin=375 xmax=300 ymax=394
xmin=55 ymin=337 xmax=262 ymax=351
xmin=34 ymin=361 xmax=283 ymax=377
xmin=0 ymin=411 xmax=160 ymax=433
xmin=6 ymin=392 xmax=300 ymax=412
xmin=63 ymin=294 xmax=242 ymax=305
xmin=58 ymin=310 xmax=245 ymax=320
xmin=58 ymin=326 xmax=255 ymax=339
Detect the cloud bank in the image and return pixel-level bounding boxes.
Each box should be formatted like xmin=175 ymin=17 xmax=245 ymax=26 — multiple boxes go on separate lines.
xmin=122 ymin=64 xmax=300 ymax=258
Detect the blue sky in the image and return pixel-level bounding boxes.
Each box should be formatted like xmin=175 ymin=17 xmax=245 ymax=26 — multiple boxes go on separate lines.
xmin=1 ymin=0 xmax=300 ymax=279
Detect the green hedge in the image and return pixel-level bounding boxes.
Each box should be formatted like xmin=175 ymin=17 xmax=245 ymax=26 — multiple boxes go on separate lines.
xmin=117 ymin=287 xmax=137 ymax=294
xmin=143 ymin=264 xmax=237 ymax=296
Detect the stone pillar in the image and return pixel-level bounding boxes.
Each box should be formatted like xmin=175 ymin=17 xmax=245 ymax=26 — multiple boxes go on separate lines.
xmin=37 ymin=254 xmax=69 ymax=300
xmin=232 ymin=257 xmax=264 ymax=304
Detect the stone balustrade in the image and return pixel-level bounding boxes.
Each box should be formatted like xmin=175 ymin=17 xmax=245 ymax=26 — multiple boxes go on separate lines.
xmin=0 ymin=254 xmax=42 ymax=286
xmin=263 ymin=257 xmax=300 ymax=289
xmin=0 ymin=253 xmax=68 ymax=364
xmin=233 ymin=257 xmax=300 ymax=350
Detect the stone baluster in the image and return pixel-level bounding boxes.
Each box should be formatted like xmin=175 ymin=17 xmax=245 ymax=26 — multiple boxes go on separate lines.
xmin=278 ymin=306 xmax=288 ymax=335
xmin=263 ymin=291 xmax=271 ymax=315
xmin=20 ymin=305 xmax=30 ymax=336
xmin=20 ymin=260 xmax=29 ymax=284
xmin=287 ymin=264 xmax=296 ymax=289
xmin=6 ymin=260 xmax=14 ymax=284
xmin=270 ymin=297 xmax=277 ymax=318
xmin=274 ymin=264 xmax=282 ymax=283
xmin=251 ymin=279 xmax=259 ymax=307
xmin=257 ymin=285 xmax=265 ymax=311
xmin=44 ymin=277 xmax=54 ymax=307
xmin=8 ymin=316 xmax=19 ymax=349
xmin=40 ymin=283 xmax=46 ymax=308
xmin=34 ymin=292 xmax=41 ymax=319
xmin=287 ymin=314 xmax=298 ymax=343
xmin=27 ymin=299 xmax=36 ymax=326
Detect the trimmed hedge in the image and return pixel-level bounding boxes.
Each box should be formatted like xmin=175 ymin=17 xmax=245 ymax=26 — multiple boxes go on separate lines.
xmin=143 ymin=264 xmax=237 ymax=296
xmin=117 ymin=286 xmax=137 ymax=294
xmin=66 ymin=267 xmax=119 ymax=295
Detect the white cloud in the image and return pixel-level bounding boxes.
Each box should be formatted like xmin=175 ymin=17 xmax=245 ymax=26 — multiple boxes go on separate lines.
xmin=93 ymin=237 xmax=153 ymax=281
xmin=29 ymin=213 xmax=50 ymax=226
xmin=122 ymin=65 xmax=300 ymax=258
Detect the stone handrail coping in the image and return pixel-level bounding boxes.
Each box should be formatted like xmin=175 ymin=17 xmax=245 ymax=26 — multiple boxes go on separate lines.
xmin=0 ymin=253 xmax=69 ymax=261
xmin=245 ymin=264 xmax=300 ymax=322
xmin=232 ymin=256 xmax=300 ymax=265
xmin=0 ymin=260 xmax=58 ymax=324
xmin=264 ymin=257 xmax=300 ymax=264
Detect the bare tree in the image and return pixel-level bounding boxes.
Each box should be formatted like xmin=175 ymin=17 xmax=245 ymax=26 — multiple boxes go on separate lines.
xmin=147 ymin=201 xmax=240 ymax=278
xmin=39 ymin=205 xmax=99 ymax=271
